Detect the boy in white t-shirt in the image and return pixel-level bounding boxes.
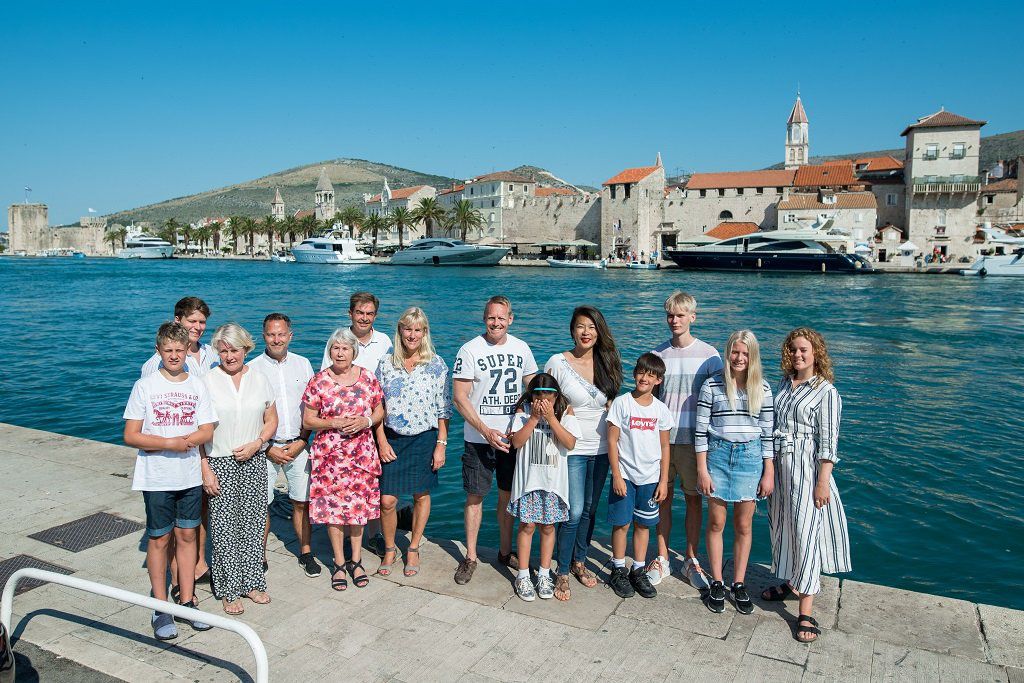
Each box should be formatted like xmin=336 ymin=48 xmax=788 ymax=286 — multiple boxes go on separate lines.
xmin=605 ymin=353 xmax=673 ymax=599
xmin=124 ymin=322 xmax=217 ymax=641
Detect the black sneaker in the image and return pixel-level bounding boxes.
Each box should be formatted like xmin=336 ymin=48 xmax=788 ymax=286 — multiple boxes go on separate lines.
xmin=607 ymin=566 xmax=635 ymax=598
xmin=629 ymin=566 xmax=657 ymax=599
xmin=299 ymin=552 xmax=322 ymax=578
xmin=731 ymin=581 xmax=754 ymax=614
xmin=705 ymin=580 xmax=726 ymax=613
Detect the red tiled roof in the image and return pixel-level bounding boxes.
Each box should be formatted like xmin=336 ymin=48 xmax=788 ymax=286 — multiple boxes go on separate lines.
xmin=603 ymin=165 xmax=660 ymax=186
xmin=535 ymin=187 xmax=575 ymax=197
xmin=438 ymin=184 xmax=465 ymax=196
xmin=855 ymin=156 xmax=904 ymax=172
xmin=900 ymin=110 xmax=987 ymax=136
xmin=293 ymin=209 xmax=314 ymax=219
xmin=470 ymin=171 xmax=534 ymax=184
xmin=366 ymin=185 xmax=429 ymax=203
xmin=980 ymin=178 xmax=1018 ymax=194
xmin=793 ymin=161 xmax=858 ymax=188
xmin=686 ymin=169 xmax=796 ymax=190
xmin=778 ymin=191 xmax=877 ymax=210
xmin=705 ymin=222 xmax=760 ymax=239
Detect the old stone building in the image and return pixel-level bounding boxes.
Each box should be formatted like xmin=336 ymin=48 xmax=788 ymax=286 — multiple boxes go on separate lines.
xmin=314 ymin=167 xmax=336 ymax=221
xmin=777 ymin=190 xmax=877 ymax=240
xmin=7 ymin=203 xmax=106 ymax=255
xmin=600 ymin=155 xmax=667 ymax=259
xmin=785 ymin=95 xmax=810 ymax=169
xmin=362 ymin=180 xmax=437 ymax=241
xmin=271 ymin=188 xmax=285 ymax=222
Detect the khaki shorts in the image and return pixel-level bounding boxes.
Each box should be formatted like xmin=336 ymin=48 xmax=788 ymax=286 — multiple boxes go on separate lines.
xmin=668 ymin=443 xmax=699 ymax=496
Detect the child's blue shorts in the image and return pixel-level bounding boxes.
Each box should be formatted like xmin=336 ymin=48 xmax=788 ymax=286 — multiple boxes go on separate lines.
xmin=143 ymin=485 xmax=202 ymax=537
xmin=607 ymin=480 xmax=660 ymax=527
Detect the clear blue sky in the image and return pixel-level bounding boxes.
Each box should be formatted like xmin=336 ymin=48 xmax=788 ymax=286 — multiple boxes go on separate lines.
xmin=3 ymin=1 xmax=1022 ymax=226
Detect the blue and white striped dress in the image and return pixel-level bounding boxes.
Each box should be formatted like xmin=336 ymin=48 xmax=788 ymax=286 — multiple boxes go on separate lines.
xmin=768 ymin=376 xmax=852 ymax=595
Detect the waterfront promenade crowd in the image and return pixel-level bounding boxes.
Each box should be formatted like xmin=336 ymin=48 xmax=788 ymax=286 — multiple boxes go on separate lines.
xmin=123 ymin=291 xmax=850 ymax=647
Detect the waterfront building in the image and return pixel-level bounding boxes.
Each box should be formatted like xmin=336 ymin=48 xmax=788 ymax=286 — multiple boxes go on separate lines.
xmin=314 ymin=167 xmax=336 ymax=221
xmin=362 ymin=180 xmax=437 ymax=242
xmin=977 ymin=158 xmax=1023 ymax=225
xmin=437 ymin=183 xmax=465 ymax=210
xmin=462 ymin=171 xmax=536 ymax=241
xmin=901 ymin=109 xmax=987 ymax=259
xmin=854 ymin=156 xmax=906 ymax=230
xmin=681 ymin=169 xmax=795 ymax=236
xmin=785 ymin=95 xmax=810 ymax=169
xmin=271 ymin=187 xmax=285 ymax=222
xmin=7 ymin=202 xmax=106 ymax=255
xmin=600 ymin=155 xmax=666 ymax=259
xmin=778 ymin=189 xmax=878 ymax=243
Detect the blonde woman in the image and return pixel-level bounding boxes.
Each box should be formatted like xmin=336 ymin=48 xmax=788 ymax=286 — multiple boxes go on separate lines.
xmin=761 ymin=328 xmax=851 ymax=644
xmin=201 ymin=323 xmax=278 ymax=615
xmin=373 ymin=308 xmax=452 ymax=577
xmin=695 ymin=330 xmax=774 ymax=615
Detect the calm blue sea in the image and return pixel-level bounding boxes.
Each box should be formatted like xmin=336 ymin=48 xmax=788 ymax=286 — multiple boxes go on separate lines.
xmin=2 ymin=257 xmax=1022 ymax=609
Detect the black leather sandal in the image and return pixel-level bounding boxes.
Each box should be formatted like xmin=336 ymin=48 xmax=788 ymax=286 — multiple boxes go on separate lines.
xmin=761 ymin=582 xmax=794 ymax=601
xmin=330 ymin=562 xmax=348 ymax=591
xmin=794 ymin=614 xmax=820 ymax=642
xmin=346 ymin=559 xmax=370 ymax=588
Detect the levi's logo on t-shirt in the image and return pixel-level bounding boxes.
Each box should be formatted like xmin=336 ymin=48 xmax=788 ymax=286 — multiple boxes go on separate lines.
xmin=629 ymin=416 xmax=658 ymax=431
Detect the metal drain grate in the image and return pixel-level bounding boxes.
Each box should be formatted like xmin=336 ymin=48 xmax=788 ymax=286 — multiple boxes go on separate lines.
xmin=28 ymin=512 xmax=144 ymax=553
xmin=0 ymin=555 xmax=74 ymax=596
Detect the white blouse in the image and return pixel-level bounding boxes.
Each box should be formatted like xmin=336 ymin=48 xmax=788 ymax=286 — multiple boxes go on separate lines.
xmin=544 ymin=353 xmax=609 ymax=456
xmin=202 ymin=367 xmax=275 ymax=459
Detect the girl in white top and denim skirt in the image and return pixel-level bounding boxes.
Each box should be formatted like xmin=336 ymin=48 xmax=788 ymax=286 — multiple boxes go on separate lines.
xmin=695 ymin=330 xmax=774 ymax=615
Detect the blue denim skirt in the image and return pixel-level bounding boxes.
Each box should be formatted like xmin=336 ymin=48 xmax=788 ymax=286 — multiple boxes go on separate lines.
xmin=706 ymin=437 xmax=763 ymax=503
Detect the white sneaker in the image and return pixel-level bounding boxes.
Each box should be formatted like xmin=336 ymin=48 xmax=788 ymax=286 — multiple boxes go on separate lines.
xmin=514 ymin=576 xmax=536 ymax=602
xmin=646 ymin=556 xmax=671 ymax=586
xmin=536 ymin=574 xmax=555 ymax=599
xmin=683 ymin=557 xmax=710 ymax=591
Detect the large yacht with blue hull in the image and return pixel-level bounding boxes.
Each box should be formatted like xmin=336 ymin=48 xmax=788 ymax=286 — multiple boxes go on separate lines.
xmin=665 ymin=229 xmax=873 ymax=273
xmin=389 ymin=238 xmax=509 ymax=266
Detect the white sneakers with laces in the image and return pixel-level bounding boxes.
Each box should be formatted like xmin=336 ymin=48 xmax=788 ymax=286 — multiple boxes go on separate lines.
xmin=645 ymin=556 xmax=671 ymax=586
xmin=683 ymin=557 xmax=710 ymax=591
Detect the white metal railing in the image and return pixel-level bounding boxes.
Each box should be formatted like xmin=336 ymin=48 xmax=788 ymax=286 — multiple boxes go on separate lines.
xmin=1 ymin=569 xmax=268 ymax=683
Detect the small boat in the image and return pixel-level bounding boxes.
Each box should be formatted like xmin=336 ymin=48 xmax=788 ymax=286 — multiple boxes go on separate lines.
xmin=664 ymin=229 xmax=872 ymax=274
xmin=117 ymin=233 xmax=175 ymax=259
xmin=37 ymin=248 xmax=85 ymax=258
xmin=961 ymin=249 xmax=1024 ymax=277
xmin=547 ymin=258 xmax=606 ymax=269
xmin=626 ymin=261 xmax=659 ymax=270
xmin=270 ymin=249 xmax=295 ymax=263
xmin=390 ymin=238 xmax=509 ymax=266
xmin=292 ymin=233 xmax=370 ymax=264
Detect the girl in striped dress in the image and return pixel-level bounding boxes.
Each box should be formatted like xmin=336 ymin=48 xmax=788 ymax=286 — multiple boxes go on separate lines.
xmin=695 ymin=330 xmax=774 ymax=615
xmin=763 ymin=328 xmax=851 ymax=643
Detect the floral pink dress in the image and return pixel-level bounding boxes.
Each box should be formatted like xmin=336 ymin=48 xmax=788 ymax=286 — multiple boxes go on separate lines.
xmin=302 ymin=368 xmax=384 ymax=525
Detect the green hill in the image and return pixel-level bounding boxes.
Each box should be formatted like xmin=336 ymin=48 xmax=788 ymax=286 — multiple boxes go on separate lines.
xmin=106 ymin=159 xmax=459 ymax=225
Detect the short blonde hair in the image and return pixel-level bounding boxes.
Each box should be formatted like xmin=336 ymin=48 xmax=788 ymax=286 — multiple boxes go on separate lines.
xmin=664 ymin=290 xmax=696 ymax=314
xmin=211 ymin=323 xmax=255 ymax=354
xmin=390 ymin=307 xmax=436 ymax=368
xmin=484 ymin=295 xmax=513 ymax=317
xmin=326 ymin=327 xmax=360 ymax=360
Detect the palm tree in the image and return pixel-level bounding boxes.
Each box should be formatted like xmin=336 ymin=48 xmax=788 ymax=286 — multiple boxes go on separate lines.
xmin=339 ymin=206 xmax=364 ymax=239
xmin=299 ymin=213 xmax=318 ymax=239
xmin=241 ymin=217 xmax=259 ymax=256
xmin=362 ymin=213 xmax=386 ymax=255
xmin=104 ymin=226 xmax=126 ymax=254
xmin=390 ymin=207 xmax=413 ymax=250
xmin=227 ymin=217 xmax=244 ymax=254
xmin=451 ymin=199 xmax=484 ymax=242
xmin=161 ymin=218 xmax=180 ymax=250
xmin=210 ymin=221 xmax=222 ymax=252
xmin=412 ymin=196 xmax=445 ymax=239
xmin=283 ymin=215 xmax=298 ymax=248
xmin=261 ymin=215 xmax=277 ymax=255
xmin=193 ymin=224 xmax=212 ymax=253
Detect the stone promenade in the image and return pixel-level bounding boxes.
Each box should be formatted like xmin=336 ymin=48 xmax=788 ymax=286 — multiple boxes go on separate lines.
xmin=1 ymin=423 xmax=1020 ymax=682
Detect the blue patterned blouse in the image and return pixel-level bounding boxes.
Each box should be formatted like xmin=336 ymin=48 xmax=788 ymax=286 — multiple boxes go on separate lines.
xmin=375 ymin=354 xmax=453 ymax=436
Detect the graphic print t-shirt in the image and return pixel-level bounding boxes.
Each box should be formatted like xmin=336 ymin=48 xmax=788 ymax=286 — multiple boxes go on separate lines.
xmin=453 ymin=334 xmax=538 ymax=443
xmin=123 ymin=372 xmax=217 ymax=491
xmin=606 ymin=392 xmax=673 ymax=485
xmin=509 ymin=408 xmax=582 ymax=506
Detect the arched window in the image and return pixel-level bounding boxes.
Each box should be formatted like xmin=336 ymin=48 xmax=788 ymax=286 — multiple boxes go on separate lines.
xmin=719 ymin=210 xmax=733 ymax=220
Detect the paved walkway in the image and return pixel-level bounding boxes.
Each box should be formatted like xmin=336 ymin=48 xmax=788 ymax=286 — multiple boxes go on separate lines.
xmin=1 ymin=423 xmax=1020 ymax=682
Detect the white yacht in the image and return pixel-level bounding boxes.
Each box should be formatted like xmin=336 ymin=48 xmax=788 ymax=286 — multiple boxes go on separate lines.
xmin=291 ymin=233 xmax=370 ymax=264
xmin=962 ymin=226 xmax=1024 ymax=277
xmin=116 ymin=233 xmax=175 ymax=259
xmin=389 ymin=238 xmax=509 ymax=266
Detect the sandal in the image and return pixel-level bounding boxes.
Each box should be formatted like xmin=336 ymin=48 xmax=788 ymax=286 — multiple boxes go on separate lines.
xmin=403 ymin=546 xmax=420 ymax=577
xmin=795 ymin=614 xmax=820 ymax=643
xmin=761 ymin=582 xmax=794 ymax=601
xmin=346 ymin=560 xmax=370 ymax=588
xmin=377 ymin=546 xmax=399 ymax=577
xmin=222 ymin=598 xmax=244 ymax=615
xmin=331 ymin=562 xmax=348 ymax=591
xmin=554 ymin=574 xmax=571 ymax=601
xmin=570 ymin=561 xmax=598 ymax=588
xmin=170 ymin=584 xmax=181 ymax=603
xmin=245 ymin=590 xmax=271 ymax=605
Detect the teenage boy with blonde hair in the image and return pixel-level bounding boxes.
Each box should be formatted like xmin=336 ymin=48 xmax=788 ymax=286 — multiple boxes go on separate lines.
xmin=648 ymin=291 xmax=723 ymax=589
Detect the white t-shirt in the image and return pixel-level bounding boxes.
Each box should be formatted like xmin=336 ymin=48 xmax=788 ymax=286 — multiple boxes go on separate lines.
xmin=141 ymin=342 xmax=218 ymax=378
xmin=606 ymin=392 xmax=674 ymax=485
xmin=123 ymin=372 xmax=218 ymax=491
xmin=202 ymin=367 xmax=276 ymax=459
xmin=509 ymin=408 xmax=582 ymax=507
xmin=248 ymin=350 xmax=314 ymax=441
xmin=544 ymin=353 xmax=609 ymax=456
xmin=320 ymin=329 xmax=393 ymax=371
xmin=453 ymin=334 xmax=538 ymax=443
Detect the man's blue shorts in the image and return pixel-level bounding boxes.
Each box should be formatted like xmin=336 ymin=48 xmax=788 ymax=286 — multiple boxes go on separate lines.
xmin=607 ymin=480 xmax=660 ymax=527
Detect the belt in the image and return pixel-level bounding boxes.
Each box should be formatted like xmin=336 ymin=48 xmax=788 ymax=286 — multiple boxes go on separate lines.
xmin=772 ymin=430 xmax=794 ymax=458
xmin=272 ymin=437 xmax=303 ymax=445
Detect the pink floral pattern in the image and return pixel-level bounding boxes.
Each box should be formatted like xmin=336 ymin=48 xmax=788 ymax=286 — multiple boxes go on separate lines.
xmin=302 ymin=368 xmax=384 ymax=525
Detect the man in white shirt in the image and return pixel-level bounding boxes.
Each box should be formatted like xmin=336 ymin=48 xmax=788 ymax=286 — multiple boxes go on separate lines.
xmin=248 ymin=313 xmax=320 ymax=578
xmin=319 ymin=291 xmax=393 ymax=371
xmin=452 ymin=296 xmax=538 ymax=585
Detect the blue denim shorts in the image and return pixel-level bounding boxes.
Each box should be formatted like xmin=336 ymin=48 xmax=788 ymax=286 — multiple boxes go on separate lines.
xmin=606 ymin=480 xmax=659 ymax=527
xmin=142 ymin=486 xmax=203 ymax=537
xmin=705 ymin=438 xmax=763 ymax=503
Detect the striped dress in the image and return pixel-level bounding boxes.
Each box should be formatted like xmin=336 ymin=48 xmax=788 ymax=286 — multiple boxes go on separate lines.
xmin=768 ymin=376 xmax=851 ymax=595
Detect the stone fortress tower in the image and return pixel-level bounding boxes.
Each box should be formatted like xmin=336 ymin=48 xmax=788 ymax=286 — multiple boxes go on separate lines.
xmin=314 ymin=168 xmax=335 ymax=221
xmin=271 ymin=187 xmax=284 ymax=222
xmin=785 ymin=94 xmax=810 ymax=169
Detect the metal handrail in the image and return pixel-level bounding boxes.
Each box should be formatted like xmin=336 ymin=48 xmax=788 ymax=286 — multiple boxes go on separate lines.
xmin=1 ymin=569 xmax=268 ymax=683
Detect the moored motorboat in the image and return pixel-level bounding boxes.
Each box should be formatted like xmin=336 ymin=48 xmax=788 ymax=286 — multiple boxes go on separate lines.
xmin=117 ymin=233 xmax=175 ymax=259
xmin=270 ymin=249 xmax=295 ymax=263
xmin=961 ymin=249 xmax=1024 ymax=277
xmin=389 ymin=238 xmax=509 ymax=266
xmin=547 ymin=258 xmax=606 ymax=269
xmin=665 ymin=229 xmax=872 ymax=273
xmin=291 ymin=233 xmax=370 ymax=264
xmin=626 ymin=261 xmax=659 ymax=270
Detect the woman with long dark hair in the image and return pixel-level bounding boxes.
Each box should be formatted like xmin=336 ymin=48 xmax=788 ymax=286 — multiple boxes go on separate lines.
xmin=544 ymin=305 xmax=623 ymax=601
